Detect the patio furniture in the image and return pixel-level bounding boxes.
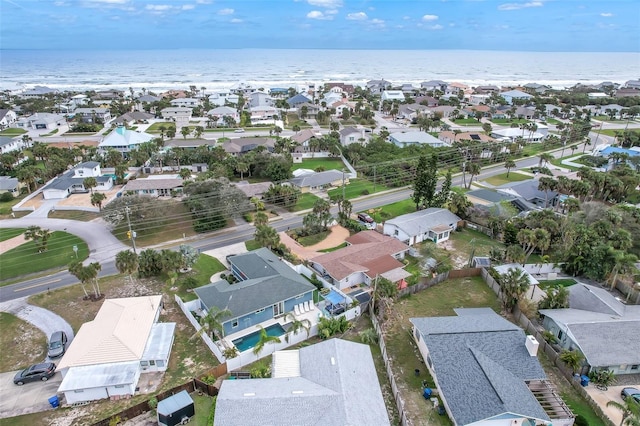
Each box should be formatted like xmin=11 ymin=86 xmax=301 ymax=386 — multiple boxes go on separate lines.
xmin=304 ymin=301 xmax=310 ymax=311
xmin=308 ymin=301 xmax=314 ymax=311
xmin=299 ymin=303 xmax=307 ymax=313
xmin=294 ymin=304 xmax=301 ymax=316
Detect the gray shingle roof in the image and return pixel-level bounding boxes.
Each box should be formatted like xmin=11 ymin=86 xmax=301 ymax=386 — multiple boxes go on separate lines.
xmin=568 ymin=283 xmax=625 ymax=316
xmin=214 ymin=339 xmax=390 ymax=426
xmin=289 ymin=170 xmax=344 ymax=188
xmin=0 ymin=176 xmax=18 ymax=191
xmin=498 ymin=180 xmax=557 ymax=202
xmin=568 ymin=321 xmax=640 ymax=367
xmin=194 ymin=248 xmax=314 ymax=321
xmin=385 ymin=208 xmax=461 ymax=237
xmin=411 ymin=310 xmax=549 ymax=425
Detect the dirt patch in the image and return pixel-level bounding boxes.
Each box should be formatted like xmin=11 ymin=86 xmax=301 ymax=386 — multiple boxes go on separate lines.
xmin=281 ymin=225 xmax=350 ymax=261
xmin=20 ymin=193 xmax=43 ymax=210
xmin=0 ymin=312 xmax=47 ymax=371
xmin=56 ymin=186 xmax=123 ymax=208
xmin=439 ymin=240 xmax=468 ymax=268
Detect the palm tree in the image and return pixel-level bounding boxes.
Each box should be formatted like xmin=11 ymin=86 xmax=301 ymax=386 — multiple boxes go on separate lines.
xmin=90 ymin=192 xmax=106 ymax=210
xmin=87 ymin=262 xmax=102 ymax=298
xmin=68 ymin=260 xmax=90 ymax=298
xmin=559 ymin=349 xmax=584 ymax=374
xmin=115 ymin=249 xmax=139 ymax=285
xmin=193 ymin=306 xmax=232 ymax=342
xmin=284 ymin=312 xmax=311 ymax=343
xmin=607 ymin=396 xmax=640 ymax=426
xmin=498 ymin=267 xmax=530 ymax=313
xmin=236 ymin=162 xmax=249 ymax=180
xmin=83 ymin=177 xmax=97 ymax=194
xmin=466 ymin=162 xmax=481 ymax=189
xmin=504 ymin=158 xmax=516 ymax=178
xmin=16 ymin=165 xmax=41 ymax=194
xmin=252 ymin=325 xmax=282 ymax=357
xmin=180 ymin=126 xmax=191 ymax=139
xmin=538 ymin=153 xmax=553 ymax=167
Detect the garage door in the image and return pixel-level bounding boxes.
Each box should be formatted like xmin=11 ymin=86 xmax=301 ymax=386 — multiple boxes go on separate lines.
xmin=65 ymin=387 xmax=108 ymax=404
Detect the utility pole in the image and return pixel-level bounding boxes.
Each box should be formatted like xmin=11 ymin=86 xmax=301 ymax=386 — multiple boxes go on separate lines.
xmin=342 ymin=169 xmax=346 ymax=201
xmin=125 ymin=206 xmax=137 ymax=255
xmin=373 ymin=165 xmax=376 ymax=193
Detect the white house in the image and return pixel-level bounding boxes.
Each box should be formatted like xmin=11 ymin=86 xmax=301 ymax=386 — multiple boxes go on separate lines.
xmin=339 ymin=127 xmax=370 ymax=146
xmin=0 ymin=136 xmax=24 ymax=154
xmin=248 ymin=91 xmax=274 ymax=108
xmin=160 ymin=107 xmax=192 ymax=127
xmin=383 ymin=208 xmax=461 ymax=246
xmin=491 ymin=127 xmax=546 ymax=143
xmin=381 ymin=90 xmax=405 ymax=102
xmin=388 ymin=131 xmax=450 ymax=148
xmin=208 ymin=91 xmax=239 ymax=107
xmin=170 ymin=98 xmax=200 ymax=108
xmin=98 ymin=126 xmax=155 ymax=155
xmin=57 ymin=296 xmax=176 ymax=404
xmin=207 ymin=106 xmax=240 ymax=126
xmin=15 ymin=113 xmax=66 ymax=130
xmin=249 ymin=105 xmax=278 ymax=122
xmin=123 ymin=177 xmax=184 ymax=197
xmin=42 ymin=161 xmax=113 ymax=200
xmin=0 ymin=109 xmax=17 ymax=129
xmin=73 ymin=107 xmax=112 ymax=123
xmin=500 ymin=89 xmax=533 ymax=105
xmin=0 ymin=176 xmax=21 ymax=197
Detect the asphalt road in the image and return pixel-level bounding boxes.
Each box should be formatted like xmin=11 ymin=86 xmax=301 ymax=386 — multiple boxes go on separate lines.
xmin=0 ymin=136 xmax=593 ymax=303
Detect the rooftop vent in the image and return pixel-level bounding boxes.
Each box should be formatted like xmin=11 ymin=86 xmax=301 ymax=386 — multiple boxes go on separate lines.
xmin=525 ymin=335 xmax=539 ymax=357
xmin=330 ymin=357 xmax=336 ymax=366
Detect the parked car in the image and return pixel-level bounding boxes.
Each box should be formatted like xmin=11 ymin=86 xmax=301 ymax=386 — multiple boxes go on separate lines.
xmin=13 ymin=363 xmax=56 ymax=385
xmin=357 ymin=213 xmax=374 ymax=224
xmin=47 ymin=330 xmax=68 ymax=358
xmin=621 ymin=387 xmax=640 ymax=403
xmin=234 ymin=128 xmax=245 ymax=133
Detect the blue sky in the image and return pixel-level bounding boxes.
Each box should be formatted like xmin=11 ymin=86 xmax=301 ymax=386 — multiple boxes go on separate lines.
xmin=1 ymin=0 xmax=638 ymax=51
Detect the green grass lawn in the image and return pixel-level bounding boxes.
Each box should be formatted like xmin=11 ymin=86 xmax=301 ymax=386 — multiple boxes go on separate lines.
xmin=0 ymin=128 xmax=27 ymax=136
xmin=327 ymin=178 xmax=389 ymax=201
xmin=0 ymin=194 xmax=25 ymax=217
xmin=484 ymin=171 xmax=531 ymax=186
xmin=291 ymin=192 xmax=321 ymax=212
xmin=449 ymin=228 xmax=505 ymax=260
xmin=47 ymin=210 xmax=101 ymax=221
xmin=538 ymin=278 xmax=577 ymax=290
xmin=291 ymin=158 xmax=344 ymax=171
xmin=245 ymin=239 xmax=262 ymax=251
xmin=0 ymin=227 xmax=25 ymax=242
xmin=191 ymin=254 xmax=226 ymax=285
xmin=491 ymin=118 xmax=531 ymax=125
xmin=453 ymin=118 xmax=482 ymax=125
xmin=545 ymin=118 xmax=562 ymax=125
xmin=191 ymin=393 xmax=215 ymax=425
xmin=362 ymin=198 xmax=416 ymax=223
xmin=297 ymin=230 xmax=330 ymax=247
xmin=0 ymin=312 xmax=47 ymax=372
xmin=0 ymin=231 xmax=89 ymax=282
xmin=146 ymin=122 xmax=176 ymax=133
xmin=599 ymin=128 xmax=640 ymax=137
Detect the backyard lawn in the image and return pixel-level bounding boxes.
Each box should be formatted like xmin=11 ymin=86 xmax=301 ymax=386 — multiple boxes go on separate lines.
xmin=599 ymin=128 xmax=640 ymax=137
xmin=0 ymin=312 xmax=47 ymax=372
xmin=327 ymin=178 xmax=389 ymax=200
xmin=0 ymin=231 xmax=89 ymax=282
xmin=484 ymin=171 xmax=531 ymax=186
xmin=291 ymin=192 xmax=321 ymax=212
xmin=291 ymin=158 xmax=344 ymax=172
xmin=0 ymin=128 xmax=27 ymax=136
xmin=447 ymin=228 xmax=505 ymax=266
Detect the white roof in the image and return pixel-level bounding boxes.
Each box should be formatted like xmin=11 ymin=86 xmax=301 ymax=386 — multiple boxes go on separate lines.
xmin=142 ymin=322 xmax=176 ymax=360
xmin=492 ymin=128 xmax=545 ymax=139
xmin=58 ymin=361 xmax=139 ymax=392
xmin=99 ymin=127 xmax=155 ymax=148
xmin=57 ymin=295 xmax=163 ymax=369
xmin=493 ymin=263 xmax=539 ymax=286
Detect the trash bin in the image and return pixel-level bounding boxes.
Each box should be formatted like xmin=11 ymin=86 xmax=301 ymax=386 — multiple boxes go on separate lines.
xmin=580 ymin=375 xmax=590 ymax=387
xmin=48 ymin=395 xmax=59 ymax=408
xmin=423 ymin=388 xmax=432 ymax=400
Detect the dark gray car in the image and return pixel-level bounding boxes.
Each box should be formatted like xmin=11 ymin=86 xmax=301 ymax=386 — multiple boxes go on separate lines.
xmin=13 ymin=363 xmax=56 ymax=385
xmin=621 ymin=387 xmax=640 ymax=403
xmin=47 ymin=331 xmax=68 ymax=358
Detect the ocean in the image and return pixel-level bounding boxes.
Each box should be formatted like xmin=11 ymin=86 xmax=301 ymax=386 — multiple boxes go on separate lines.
xmin=1 ymin=49 xmax=638 ymax=93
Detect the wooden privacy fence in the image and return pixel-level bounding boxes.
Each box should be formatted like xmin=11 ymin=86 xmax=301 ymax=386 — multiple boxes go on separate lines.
xmin=93 ymin=379 xmax=218 ymax=426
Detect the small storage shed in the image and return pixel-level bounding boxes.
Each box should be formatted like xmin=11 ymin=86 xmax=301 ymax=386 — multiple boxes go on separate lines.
xmin=157 ymin=390 xmax=195 ymax=426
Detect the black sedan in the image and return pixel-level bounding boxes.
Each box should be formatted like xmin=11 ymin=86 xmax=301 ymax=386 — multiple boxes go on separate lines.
xmin=13 ymin=363 xmax=56 ymax=385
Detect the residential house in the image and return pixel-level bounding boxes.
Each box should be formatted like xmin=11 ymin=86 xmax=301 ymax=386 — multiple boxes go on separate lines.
xmin=339 ymin=127 xmax=370 ymax=146
xmin=0 ymin=176 xmax=21 ymax=197
xmin=411 ymin=308 xmax=572 ymax=426
xmin=388 ymin=131 xmax=450 ymax=148
xmin=73 ymin=107 xmax=112 ymax=124
xmin=324 ymin=82 xmax=355 ymax=96
xmin=0 ymin=109 xmax=17 ymax=129
xmin=383 ymin=208 xmax=461 ymax=246
xmin=160 ymin=89 xmax=189 ymax=99
xmin=288 ymin=170 xmax=346 ymax=193
xmin=309 ymin=231 xmax=410 ymax=290
xmin=465 ymin=188 xmax=519 ymax=207
xmin=445 ymin=82 xmax=470 ymax=96
xmin=57 ymin=296 xmax=176 ymax=404
xmin=366 ymin=79 xmax=392 ymax=94
xmin=98 ymin=126 xmax=155 ymax=156
xmin=136 ymin=94 xmax=161 ymax=104
xmin=290 ymin=128 xmax=319 ymax=152
xmin=160 ymin=107 xmax=192 ymax=127
xmin=491 ymin=127 xmax=545 ymax=143
xmin=112 ymin=111 xmax=154 ymax=126
xmin=397 ymin=103 xmax=430 ymax=121
xmin=523 ymin=83 xmax=551 ymax=94
xmin=234 ymin=181 xmax=273 ymax=199
xmin=248 ymin=91 xmax=274 ymax=108
xmin=469 ymin=94 xmax=491 ymax=105
xmin=596 ymin=146 xmax=640 ymax=169
xmin=229 ymin=82 xmax=256 ymax=96
xmin=170 ymin=98 xmax=200 ymax=108
xmin=42 ymin=161 xmax=113 ymax=200
xmin=15 ymin=113 xmax=66 ymax=130
xmin=123 ymin=177 xmax=183 ymax=197
xmin=539 ymin=283 xmax=640 ymax=376
xmin=194 ymin=248 xmax=316 ymax=336
xmin=214 ymin=339 xmax=390 ymax=426
xmin=496 ymin=179 xmax=558 ymax=208
xmin=616 ymin=88 xmax=640 ymax=98
xmin=20 ymin=86 xmax=59 ymax=98
xmin=296 ymin=102 xmax=320 ymax=118
xmin=208 ymin=91 xmax=239 ymax=107
xmin=473 ymin=85 xmax=500 ymax=94
xmin=439 ymin=131 xmax=495 ymax=145
xmin=163 ymin=138 xmax=212 ymax=150
xmin=427 ymin=105 xmax=456 ymax=118
xmin=420 ymin=80 xmax=448 ymax=92
xmin=493 ymin=263 xmax=542 ymax=300
xmin=0 ymin=136 xmax=24 ymax=154
xmin=286 ymin=93 xmax=312 ymax=108
xmin=268 ymin=87 xmax=289 ymax=97
xmin=414 ymin=96 xmax=439 ymax=107
xmin=514 ymin=106 xmax=537 ymax=120
xmin=222 ymin=137 xmax=275 ymax=156
xmin=249 ymin=106 xmax=278 ymax=122
xmin=207 ymin=106 xmax=240 ymax=126
xmin=381 ymin=90 xmax=405 ymax=102
xmin=94 ymin=89 xmax=124 ymax=100
xmin=623 ymin=79 xmax=640 ymax=90
xmin=401 ymin=83 xmax=417 ymax=93
xmin=500 ymin=89 xmax=534 ymax=105
xmin=323 ymin=92 xmax=344 ymax=107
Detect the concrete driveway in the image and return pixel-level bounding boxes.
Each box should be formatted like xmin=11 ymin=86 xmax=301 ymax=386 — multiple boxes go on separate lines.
xmin=584 ymin=384 xmax=632 ymax=425
xmin=0 ymin=369 xmax=63 ymax=418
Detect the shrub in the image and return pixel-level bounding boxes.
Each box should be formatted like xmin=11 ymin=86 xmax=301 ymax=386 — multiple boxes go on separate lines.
xmin=179 ymin=276 xmax=198 ymax=290
xmin=201 ymin=374 xmax=216 ymax=385
xmin=574 ymin=415 xmax=588 ymax=426
xmin=0 ymin=192 xmax=15 ymax=202
xmin=250 ymin=363 xmax=271 ymax=378
xmin=360 ymin=189 xmax=370 ymax=195
xmin=223 ymin=347 xmax=239 ymax=359
xmin=148 ymin=396 xmax=158 ymax=413
xmin=359 ymin=328 xmax=378 ymax=345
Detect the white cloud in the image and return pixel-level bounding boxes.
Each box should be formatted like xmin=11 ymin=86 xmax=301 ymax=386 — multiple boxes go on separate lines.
xmin=497 ymin=1 xmax=543 ymax=11
xmin=182 ymin=4 xmax=194 ymax=10
xmin=346 ymin=12 xmax=367 ymax=20
xmin=429 ymin=24 xmax=443 ymax=30
xmin=326 ymin=9 xmax=338 ymax=15
xmin=370 ymin=18 xmax=385 ymax=27
xmin=218 ymin=8 xmax=234 ymax=15
xmin=54 ymin=1 xmax=68 ymax=5
xmin=600 ymin=12 xmax=613 ymax=17
xmin=230 ymin=18 xmax=243 ymax=23
xmin=403 ymin=16 xmax=410 ymax=20
xmin=307 ymin=10 xmax=332 ymax=20
xmin=85 ymin=0 xmax=128 ymax=3
xmin=146 ymin=4 xmax=172 ymax=11
xmin=308 ymin=0 xmax=342 ymax=8
xmin=422 ymin=14 xmax=438 ymax=21
xmin=195 ymin=0 xmax=212 ymax=3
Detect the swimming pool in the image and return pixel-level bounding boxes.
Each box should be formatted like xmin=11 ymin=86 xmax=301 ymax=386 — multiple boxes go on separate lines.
xmin=325 ymin=289 xmax=346 ymax=305
xmin=232 ymin=323 xmax=286 ymax=352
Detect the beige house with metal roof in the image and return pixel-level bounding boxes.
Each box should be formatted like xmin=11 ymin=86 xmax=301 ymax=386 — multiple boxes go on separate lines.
xmin=57 ymin=296 xmax=176 ymax=404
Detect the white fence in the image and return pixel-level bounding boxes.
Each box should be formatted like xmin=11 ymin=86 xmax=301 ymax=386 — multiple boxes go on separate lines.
xmin=174 ymin=295 xmax=226 ymax=362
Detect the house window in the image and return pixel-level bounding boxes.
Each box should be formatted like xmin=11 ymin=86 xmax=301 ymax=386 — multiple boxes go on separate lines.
xmin=394 ymin=230 xmax=399 ymax=236
xmin=557 ymin=330 xmax=564 ymax=340
xmin=157 ymin=360 xmax=165 ymax=368
xmin=296 ymin=294 xmax=304 ymax=299
xmin=115 ymin=385 xmax=125 ymax=389
xmin=631 ymin=365 xmax=639 ymax=370
xmin=232 ymin=320 xmax=238 ymax=328
xmin=255 ymin=308 xmax=265 ymax=314
xmin=74 ymin=390 xmax=84 ymax=393
xmin=150 ymin=360 xmax=156 ymax=366
xmin=140 ymin=361 xmax=149 ymax=367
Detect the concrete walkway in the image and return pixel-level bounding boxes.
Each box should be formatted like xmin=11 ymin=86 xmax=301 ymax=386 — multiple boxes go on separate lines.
xmin=0 ymin=297 xmax=74 ymax=352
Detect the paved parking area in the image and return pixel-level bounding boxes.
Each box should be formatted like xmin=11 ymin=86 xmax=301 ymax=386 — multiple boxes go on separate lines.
xmin=0 ymin=370 xmax=63 ymax=418
xmin=584 ymin=384 xmax=633 ymax=425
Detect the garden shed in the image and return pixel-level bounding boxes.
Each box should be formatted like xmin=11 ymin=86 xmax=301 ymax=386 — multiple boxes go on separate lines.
xmin=157 ymin=390 xmax=195 ymax=426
